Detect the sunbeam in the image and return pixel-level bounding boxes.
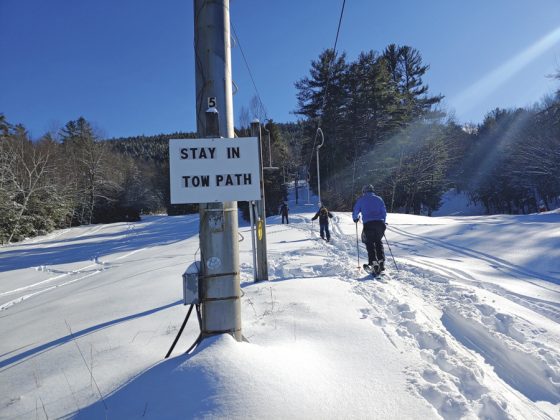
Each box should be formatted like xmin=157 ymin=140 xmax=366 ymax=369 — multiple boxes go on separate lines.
xmin=452 ymin=26 xmax=560 ymax=117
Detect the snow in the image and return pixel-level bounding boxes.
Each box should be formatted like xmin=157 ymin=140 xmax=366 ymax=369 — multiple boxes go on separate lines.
xmin=1 ymin=188 xmax=560 ymax=419
xmin=432 ymin=189 xmax=485 ymax=216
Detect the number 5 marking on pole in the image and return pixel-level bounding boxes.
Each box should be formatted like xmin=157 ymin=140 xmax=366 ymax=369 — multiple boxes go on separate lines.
xmin=208 ymin=97 xmax=217 ymax=108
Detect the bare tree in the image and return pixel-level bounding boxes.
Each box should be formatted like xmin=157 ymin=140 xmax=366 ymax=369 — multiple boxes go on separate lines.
xmin=0 ymin=126 xmax=54 ymax=243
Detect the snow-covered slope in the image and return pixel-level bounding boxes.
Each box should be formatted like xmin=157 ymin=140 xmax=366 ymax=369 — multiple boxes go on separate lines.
xmin=1 ymin=196 xmax=559 ymax=419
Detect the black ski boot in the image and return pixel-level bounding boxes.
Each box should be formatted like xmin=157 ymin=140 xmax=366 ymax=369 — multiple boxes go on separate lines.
xmin=363 ymin=262 xmax=380 ymax=276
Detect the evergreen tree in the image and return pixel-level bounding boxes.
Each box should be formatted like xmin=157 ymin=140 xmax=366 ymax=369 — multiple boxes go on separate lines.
xmin=382 ymin=44 xmax=443 ymax=122
xmin=295 ymin=49 xmax=349 ymax=197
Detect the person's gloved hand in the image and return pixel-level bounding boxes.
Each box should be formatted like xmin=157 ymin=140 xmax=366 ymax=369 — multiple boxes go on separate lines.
xmin=353 ymin=219 xmax=359 ymax=223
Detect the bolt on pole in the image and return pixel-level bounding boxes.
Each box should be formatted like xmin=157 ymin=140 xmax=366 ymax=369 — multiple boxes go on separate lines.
xmin=194 ymin=0 xmax=241 ymax=341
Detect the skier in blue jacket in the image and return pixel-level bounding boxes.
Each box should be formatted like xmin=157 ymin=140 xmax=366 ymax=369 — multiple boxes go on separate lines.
xmin=353 ymin=184 xmax=387 ymax=273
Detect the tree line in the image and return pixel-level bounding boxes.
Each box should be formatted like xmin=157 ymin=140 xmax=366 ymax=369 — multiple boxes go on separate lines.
xmin=2 ymin=44 xmax=559 ymax=243
xmin=0 ymin=115 xmax=293 ymax=244
xmin=293 ymin=44 xmax=560 ymax=214
xmin=0 ymin=116 xmax=170 ymax=243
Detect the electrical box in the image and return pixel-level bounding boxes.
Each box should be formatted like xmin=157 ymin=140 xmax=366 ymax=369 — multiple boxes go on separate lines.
xmin=182 ymin=261 xmax=200 ymax=305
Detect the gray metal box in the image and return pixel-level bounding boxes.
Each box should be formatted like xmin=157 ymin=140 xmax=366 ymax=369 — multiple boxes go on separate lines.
xmin=182 ymin=261 xmax=200 ymax=305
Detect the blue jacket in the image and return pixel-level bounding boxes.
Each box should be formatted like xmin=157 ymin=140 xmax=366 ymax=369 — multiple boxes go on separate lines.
xmin=353 ymin=192 xmax=387 ymax=224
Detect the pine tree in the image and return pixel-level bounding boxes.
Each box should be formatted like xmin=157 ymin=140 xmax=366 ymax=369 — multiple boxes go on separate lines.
xmin=294 ymin=49 xmax=349 ymax=196
xmin=382 ymin=44 xmax=443 ymax=123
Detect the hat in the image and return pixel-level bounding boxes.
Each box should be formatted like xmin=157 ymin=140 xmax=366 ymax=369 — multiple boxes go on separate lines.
xmin=362 ymin=184 xmax=374 ymax=194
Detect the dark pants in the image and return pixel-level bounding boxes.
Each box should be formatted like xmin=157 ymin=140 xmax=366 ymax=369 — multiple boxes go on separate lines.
xmin=320 ymin=222 xmax=330 ymax=240
xmin=282 ymin=214 xmax=289 ymax=224
xmin=362 ymin=220 xmax=386 ymax=265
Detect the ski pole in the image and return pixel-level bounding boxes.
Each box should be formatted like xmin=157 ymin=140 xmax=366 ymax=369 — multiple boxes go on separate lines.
xmin=355 ymin=222 xmax=360 ymax=268
xmin=383 ymin=232 xmax=399 ymax=272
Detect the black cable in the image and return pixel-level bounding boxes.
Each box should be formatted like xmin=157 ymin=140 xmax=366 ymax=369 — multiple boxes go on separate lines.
xmin=305 ymin=0 xmax=347 ymax=174
xmin=319 ymin=0 xmax=346 ymax=113
xmin=185 ymin=333 xmax=203 ymax=354
xmin=183 ymin=305 xmax=204 ymax=354
xmin=333 ymin=0 xmax=346 ymax=62
xmin=231 ymin=22 xmax=269 ymax=122
xmin=165 ymin=303 xmax=195 ymax=359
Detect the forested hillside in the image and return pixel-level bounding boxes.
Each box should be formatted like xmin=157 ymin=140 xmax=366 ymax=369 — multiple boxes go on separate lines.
xmin=0 ymin=117 xmax=179 ymax=244
xmin=2 ymin=44 xmax=559 ymax=244
xmin=0 ymin=117 xmax=291 ymax=243
xmin=293 ymin=44 xmax=560 ymax=214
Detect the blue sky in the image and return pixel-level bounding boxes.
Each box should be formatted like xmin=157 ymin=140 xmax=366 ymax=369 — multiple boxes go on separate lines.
xmin=1 ymin=0 xmax=560 ymax=138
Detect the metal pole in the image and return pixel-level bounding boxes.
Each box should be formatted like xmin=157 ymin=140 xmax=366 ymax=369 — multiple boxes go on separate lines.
xmin=249 ymin=201 xmax=257 ymax=280
xmin=355 ymin=222 xmax=360 ymax=269
xmin=263 ymin=121 xmax=272 ymax=167
xmin=194 ymin=0 xmax=241 ymax=341
xmin=307 ymin=169 xmax=310 ymax=204
xmin=316 ymin=128 xmax=324 ymax=206
xmin=251 ymin=120 xmax=269 ymax=281
xmin=295 ymin=173 xmax=299 ymax=204
xmin=384 ymin=232 xmax=399 ymax=272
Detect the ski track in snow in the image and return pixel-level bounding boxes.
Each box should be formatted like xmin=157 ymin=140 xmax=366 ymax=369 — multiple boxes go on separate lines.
xmin=2 ymin=211 xmax=559 ymax=418
xmin=388 ymin=224 xmax=560 ymax=285
xmin=0 ymin=238 xmax=147 ymax=311
xmin=269 ymin=214 xmax=560 ymax=418
xmin=387 ymin=225 xmax=560 ymax=324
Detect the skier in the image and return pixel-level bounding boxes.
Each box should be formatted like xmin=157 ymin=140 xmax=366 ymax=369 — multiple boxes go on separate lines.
xmin=311 ymin=204 xmax=334 ymax=242
xmin=353 ymin=184 xmax=387 ymax=274
xmin=279 ymin=202 xmax=289 ymax=224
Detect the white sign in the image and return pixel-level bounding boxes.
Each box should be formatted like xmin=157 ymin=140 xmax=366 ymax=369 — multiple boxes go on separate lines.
xmin=169 ymin=138 xmax=261 ymax=204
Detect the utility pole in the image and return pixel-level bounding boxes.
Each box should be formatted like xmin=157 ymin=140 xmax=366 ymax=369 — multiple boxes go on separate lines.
xmin=316 ymin=128 xmax=324 ymax=206
xmin=251 ymin=120 xmax=269 ymax=281
xmin=295 ymin=172 xmax=299 ymax=204
xmin=262 ymin=122 xmax=272 ymax=168
xmin=194 ymin=0 xmax=241 ymax=341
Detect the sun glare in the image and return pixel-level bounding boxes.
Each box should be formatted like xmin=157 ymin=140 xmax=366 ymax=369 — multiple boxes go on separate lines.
xmin=452 ymin=26 xmax=560 ymax=118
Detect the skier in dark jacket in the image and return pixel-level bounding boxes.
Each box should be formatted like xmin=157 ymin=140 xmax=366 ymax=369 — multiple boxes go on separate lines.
xmin=353 ymin=184 xmax=387 ymax=273
xmin=279 ymin=202 xmax=289 ymax=224
xmin=311 ymin=204 xmax=334 ymax=242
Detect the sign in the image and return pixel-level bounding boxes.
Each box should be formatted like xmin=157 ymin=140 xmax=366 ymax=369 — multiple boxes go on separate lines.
xmin=169 ymin=138 xmax=261 ymax=204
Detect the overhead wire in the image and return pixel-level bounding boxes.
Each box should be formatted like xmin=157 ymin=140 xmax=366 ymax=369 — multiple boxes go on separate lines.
xmin=305 ymin=0 xmax=347 ymax=176
xmin=231 ymin=22 xmax=269 ymax=123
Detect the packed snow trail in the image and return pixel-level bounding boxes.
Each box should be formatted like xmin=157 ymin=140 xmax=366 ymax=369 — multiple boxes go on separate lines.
xmin=1 ymin=205 xmax=560 ymax=418
xmin=268 ymin=211 xmax=560 ymax=418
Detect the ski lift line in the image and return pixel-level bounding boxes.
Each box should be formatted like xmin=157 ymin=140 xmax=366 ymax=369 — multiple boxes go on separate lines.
xmin=320 ymin=0 xmax=347 ymax=114
xmin=230 ymin=21 xmax=269 ymax=122
xmin=304 ymin=0 xmax=347 ymax=177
